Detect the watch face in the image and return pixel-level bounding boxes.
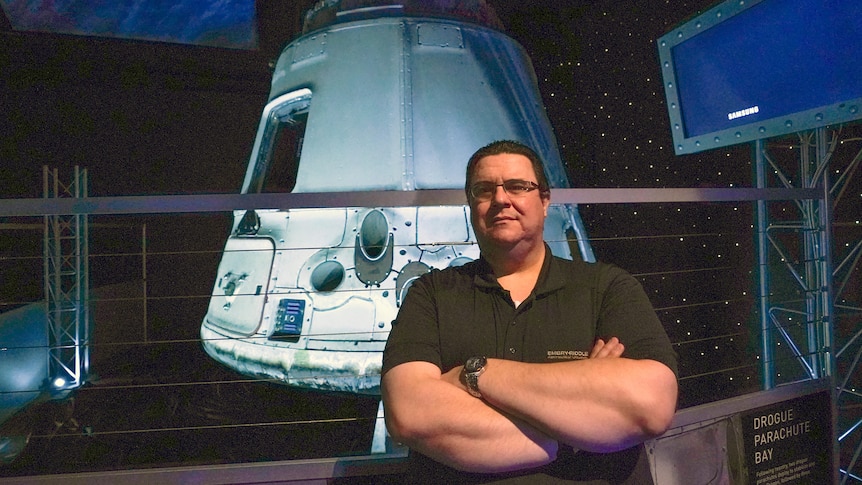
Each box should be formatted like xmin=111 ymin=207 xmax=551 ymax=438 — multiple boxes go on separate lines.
xmin=465 ymin=356 xmax=487 ymax=373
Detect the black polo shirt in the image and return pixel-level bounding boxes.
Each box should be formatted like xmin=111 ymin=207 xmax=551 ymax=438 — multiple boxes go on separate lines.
xmin=382 ymin=247 xmax=678 ymax=484
xmin=383 ymin=248 xmax=677 ymax=375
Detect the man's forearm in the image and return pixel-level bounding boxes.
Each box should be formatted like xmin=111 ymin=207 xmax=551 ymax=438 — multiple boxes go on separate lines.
xmin=382 ymin=362 xmax=558 ymax=472
xmin=477 ymin=357 xmax=678 ymax=452
xmin=411 ymin=408 xmax=559 ymax=473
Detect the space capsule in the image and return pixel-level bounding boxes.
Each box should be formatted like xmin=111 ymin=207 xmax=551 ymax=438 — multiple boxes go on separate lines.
xmin=200 ymin=1 xmax=594 ymax=395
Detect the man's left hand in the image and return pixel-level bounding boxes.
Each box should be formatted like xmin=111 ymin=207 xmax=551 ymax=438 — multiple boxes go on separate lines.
xmin=590 ymin=337 xmax=624 ymax=359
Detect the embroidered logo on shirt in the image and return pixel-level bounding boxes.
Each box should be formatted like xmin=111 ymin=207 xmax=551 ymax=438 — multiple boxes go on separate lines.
xmin=547 ymin=350 xmax=589 ymax=360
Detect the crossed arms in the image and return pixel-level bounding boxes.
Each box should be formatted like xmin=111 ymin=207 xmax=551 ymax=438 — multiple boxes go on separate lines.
xmin=381 ymin=338 xmax=678 ymax=473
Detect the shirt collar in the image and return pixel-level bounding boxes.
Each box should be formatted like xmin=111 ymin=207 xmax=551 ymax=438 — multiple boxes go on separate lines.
xmin=472 ymin=243 xmax=567 ymax=297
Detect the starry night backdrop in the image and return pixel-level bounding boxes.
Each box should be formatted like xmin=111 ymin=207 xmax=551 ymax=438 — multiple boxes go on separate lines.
xmin=499 ymin=0 xmax=772 ymax=409
xmin=1 ymin=0 xmax=860 ymax=476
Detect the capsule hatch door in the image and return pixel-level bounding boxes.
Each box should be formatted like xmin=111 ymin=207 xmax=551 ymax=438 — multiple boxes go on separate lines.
xmin=205 ymin=237 xmax=275 ymax=336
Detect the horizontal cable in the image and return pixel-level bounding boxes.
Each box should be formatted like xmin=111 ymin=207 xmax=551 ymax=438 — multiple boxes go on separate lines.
xmin=28 ymin=415 xmax=375 ymax=440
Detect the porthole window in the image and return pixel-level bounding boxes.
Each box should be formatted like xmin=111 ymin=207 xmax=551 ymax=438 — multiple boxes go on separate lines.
xmin=359 ymin=210 xmax=389 ymax=261
xmin=310 ymin=260 xmax=345 ymax=292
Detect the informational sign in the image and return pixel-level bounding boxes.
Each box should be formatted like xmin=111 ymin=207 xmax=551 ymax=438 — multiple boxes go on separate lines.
xmin=740 ymin=391 xmax=832 ymax=484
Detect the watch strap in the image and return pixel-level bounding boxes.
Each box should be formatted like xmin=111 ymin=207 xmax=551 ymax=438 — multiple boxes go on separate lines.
xmin=463 ymin=356 xmax=487 ymax=398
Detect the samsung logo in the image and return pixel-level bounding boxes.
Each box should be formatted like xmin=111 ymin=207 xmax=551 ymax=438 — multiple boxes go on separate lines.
xmin=728 ymin=105 xmax=759 ymax=120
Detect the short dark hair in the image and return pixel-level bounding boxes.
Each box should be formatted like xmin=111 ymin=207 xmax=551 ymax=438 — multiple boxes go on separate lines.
xmin=465 ymin=140 xmax=550 ymax=199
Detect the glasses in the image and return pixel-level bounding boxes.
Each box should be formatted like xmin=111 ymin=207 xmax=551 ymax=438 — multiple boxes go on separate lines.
xmin=469 ymin=179 xmax=541 ymax=201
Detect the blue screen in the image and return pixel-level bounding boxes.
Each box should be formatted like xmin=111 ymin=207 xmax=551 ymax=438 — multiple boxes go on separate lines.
xmin=659 ymin=0 xmax=862 ymax=154
xmin=1 ymin=0 xmax=258 ymax=49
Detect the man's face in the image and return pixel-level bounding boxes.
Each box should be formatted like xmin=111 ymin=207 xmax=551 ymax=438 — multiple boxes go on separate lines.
xmin=468 ymin=153 xmax=549 ymax=251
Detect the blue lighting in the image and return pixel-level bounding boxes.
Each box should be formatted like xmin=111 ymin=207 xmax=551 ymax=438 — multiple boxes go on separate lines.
xmin=0 ymin=0 xmax=258 ymax=49
xmin=659 ymin=0 xmax=862 ymax=154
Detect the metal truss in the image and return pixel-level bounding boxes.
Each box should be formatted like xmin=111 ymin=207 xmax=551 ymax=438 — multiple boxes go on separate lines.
xmin=754 ymin=126 xmax=862 ymax=483
xmin=42 ymin=166 xmax=90 ymax=392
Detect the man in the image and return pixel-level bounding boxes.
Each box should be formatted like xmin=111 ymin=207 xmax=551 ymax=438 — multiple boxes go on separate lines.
xmin=381 ymin=140 xmax=678 ymax=483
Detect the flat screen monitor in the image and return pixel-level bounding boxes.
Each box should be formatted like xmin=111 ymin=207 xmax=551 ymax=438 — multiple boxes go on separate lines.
xmin=657 ymin=0 xmax=862 ymax=155
xmin=0 ymin=0 xmax=258 ymax=50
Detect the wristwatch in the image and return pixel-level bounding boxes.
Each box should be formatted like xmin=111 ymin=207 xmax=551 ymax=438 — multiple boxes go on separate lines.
xmin=463 ymin=356 xmax=487 ymax=398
